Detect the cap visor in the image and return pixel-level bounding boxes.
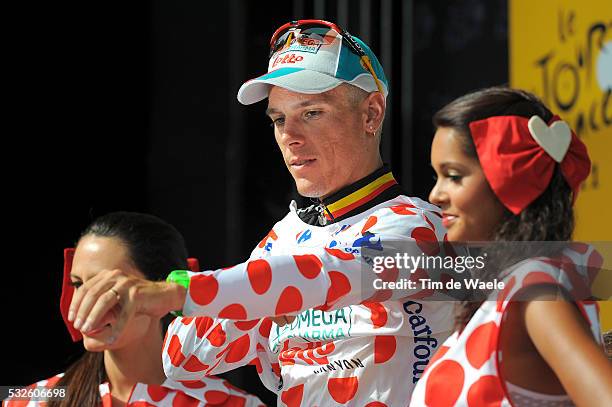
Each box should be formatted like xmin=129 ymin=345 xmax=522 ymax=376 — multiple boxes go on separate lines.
xmin=237 ymin=68 xmax=343 ymax=105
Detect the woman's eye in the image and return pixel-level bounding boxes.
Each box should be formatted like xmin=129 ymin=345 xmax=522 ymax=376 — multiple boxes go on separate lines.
xmin=448 ymin=174 xmax=462 ymax=182
xmin=70 ymin=281 xmax=82 ymax=288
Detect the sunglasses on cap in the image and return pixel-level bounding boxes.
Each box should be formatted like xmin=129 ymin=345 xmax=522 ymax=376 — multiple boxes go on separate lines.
xmin=269 ymin=19 xmax=385 ymax=95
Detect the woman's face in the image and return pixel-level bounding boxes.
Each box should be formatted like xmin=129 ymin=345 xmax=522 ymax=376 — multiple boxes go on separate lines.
xmin=429 ymin=127 xmax=506 ymax=242
xmin=71 ymin=235 xmax=156 ymax=352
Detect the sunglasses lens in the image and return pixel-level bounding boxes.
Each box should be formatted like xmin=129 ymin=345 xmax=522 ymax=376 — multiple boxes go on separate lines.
xmin=270 ymin=24 xmax=339 ymax=57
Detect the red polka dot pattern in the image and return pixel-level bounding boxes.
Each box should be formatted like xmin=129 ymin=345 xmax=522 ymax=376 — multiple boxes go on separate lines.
xmin=374 ymin=335 xmax=396 ymax=364
xmin=327 ymin=376 xmax=359 ymax=404
xmin=178 ymin=380 xmax=206 ymax=389
xmin=250 ymin=357 xmax=263 ymax=374
xmin=234 ymin=319 xmax=260 ymax=331
xmin=424 ymin=360 xmax=465 ymax=407
xmin=206 ymin=323 xmax=226 ymax=347
xmin=363 ymin=302 xmax=387 ymax=328
xmin=259 ymin=318 xmax=272 ymax=338
xmin=171 ymin=391 xmax=200 ymax=407
xmin=147 ymin=385 xmax=169 ymax=402
xmin=325 ymin=271 xmax=352 ymax=307
xmin=167 ymin=335 xmax=186 ymax=367
xmin=219 ymin=303 xmax=247 ymax=319
xmin=465 ymin=321 xmax=497 ymax=369
xmin=127 ymin=402 xmax=156 ymax=407
xmin=427 ymin=345 xmax=450 ymax=369
xmin=204 ymin=390 xmax=229 ymax=404
xmin=194 ymin=316 xmax=214 ymax=338
xmin=587 ymin=249 xmax=603 ymax=282
xmin=224 ymin=395 xmax=249 ymax=407
xmin=412 ymin=246 xmax=603 ymax=407
xmin=466 ymin=375 xmax=504 ymax=407
xmin=183 ymin=355 xmax=209 ymax=372
xmin=280 ymin=384 xmax=304 ymax=407
xmin=390 ymin=203 xmax=416 ymax=215
xmin=521 ymin=271 xmax=557 ymax=287
xmin=569 ymin=242 xmax=589 ymax=254
xmin=189 ymin=274 xmax=219 ymax=306
xmin=411 ymin=226 xmax=440 ymax=256
xmin=275 ymin=286 xmax=303 ymax=315
xmin=247 ymin=259 xmax=272 ymax=295
xmin=294 ymin=254 xmax=323 ymax=279
xmin=225 ymin=334 xmax=251 ymax=363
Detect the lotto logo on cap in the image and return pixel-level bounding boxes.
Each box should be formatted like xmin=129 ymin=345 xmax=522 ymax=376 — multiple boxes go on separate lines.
xmin=237 ymin=26 xmax=388 ymax=105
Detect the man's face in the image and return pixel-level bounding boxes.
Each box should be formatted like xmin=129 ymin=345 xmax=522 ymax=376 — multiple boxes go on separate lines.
xmin=266 ymin=85 xmax=376 ymax=198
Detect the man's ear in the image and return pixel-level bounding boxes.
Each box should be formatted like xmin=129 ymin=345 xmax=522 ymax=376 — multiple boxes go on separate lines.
xmin=363 ymin=92 xmax=385 ymax=135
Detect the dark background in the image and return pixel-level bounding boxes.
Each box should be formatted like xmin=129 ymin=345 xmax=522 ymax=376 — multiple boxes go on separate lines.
xmin=5 ymin=1 xmax=507 ymax=405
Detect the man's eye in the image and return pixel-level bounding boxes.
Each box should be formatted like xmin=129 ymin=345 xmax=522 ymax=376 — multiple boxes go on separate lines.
xmin=305 ymin=110 xmax=320 ymax=119
xmin=270 ymin=117 xmax=285 ymax=127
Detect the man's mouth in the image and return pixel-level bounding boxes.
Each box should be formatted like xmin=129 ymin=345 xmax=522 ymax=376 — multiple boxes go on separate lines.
xmin=289 ymin=158 xmax=316 ymax=169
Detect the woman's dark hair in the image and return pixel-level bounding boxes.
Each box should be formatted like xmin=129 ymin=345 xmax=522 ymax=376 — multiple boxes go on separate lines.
xmin=50 ymin=211 xmax=188 ymax=407
xmin=432 ymin=86 xmax=575 ymax=328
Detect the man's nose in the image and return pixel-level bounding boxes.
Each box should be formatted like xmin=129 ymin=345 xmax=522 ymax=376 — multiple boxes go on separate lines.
xmin=279 ymin=117 xmax=305 ymax=147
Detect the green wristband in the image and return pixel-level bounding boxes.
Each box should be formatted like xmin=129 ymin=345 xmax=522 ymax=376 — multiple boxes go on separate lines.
xmin=166 ymin=270 xmax=190 ymax=317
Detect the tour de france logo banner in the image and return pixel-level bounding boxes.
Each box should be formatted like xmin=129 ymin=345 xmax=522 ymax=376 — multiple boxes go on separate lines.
xmin=509 ymin=0 xmax=612 ymax=328
xmin=510 ymin=0 xmax=611 ymax=240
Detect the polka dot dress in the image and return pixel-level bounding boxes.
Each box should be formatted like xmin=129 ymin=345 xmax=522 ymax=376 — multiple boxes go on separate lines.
xmin=410 ymin=244 xmax=604 ymax=407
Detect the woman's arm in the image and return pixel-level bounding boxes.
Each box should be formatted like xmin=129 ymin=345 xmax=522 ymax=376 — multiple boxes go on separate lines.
xmin=522 ymin=291 xmax=612 ymax=407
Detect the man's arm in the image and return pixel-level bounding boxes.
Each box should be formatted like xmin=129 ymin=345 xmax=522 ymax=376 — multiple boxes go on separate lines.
xmin=69 ymin=208 xmax=447 ymax=341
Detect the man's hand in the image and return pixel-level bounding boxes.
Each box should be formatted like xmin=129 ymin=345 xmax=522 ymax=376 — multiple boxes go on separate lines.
xmin=68 ymin=269 xmax=186 ymax=343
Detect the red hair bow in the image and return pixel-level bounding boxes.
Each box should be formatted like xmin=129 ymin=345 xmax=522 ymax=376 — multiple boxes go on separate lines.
xmin=60 ymin=249 xmax=201 ymax=342
xmin=468 ymin=115 xmax=590 ymax=215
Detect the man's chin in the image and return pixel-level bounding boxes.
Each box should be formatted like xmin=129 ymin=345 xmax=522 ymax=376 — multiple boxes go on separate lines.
xmin=294 ymin=179 xmax=327 ymax=198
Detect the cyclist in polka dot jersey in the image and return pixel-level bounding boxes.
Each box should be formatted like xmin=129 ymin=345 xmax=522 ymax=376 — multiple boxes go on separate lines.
xmin=66 ymin=21 xmax=456 ymax=406
xmin=411 ymin=87 xmax=612 ymax=406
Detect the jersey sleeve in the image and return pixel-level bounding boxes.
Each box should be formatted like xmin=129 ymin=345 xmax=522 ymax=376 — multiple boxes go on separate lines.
xmin=162 ymin=316 xmax=282 ymax=393
xmin=179 ymin=207 xmax=452 ymax=320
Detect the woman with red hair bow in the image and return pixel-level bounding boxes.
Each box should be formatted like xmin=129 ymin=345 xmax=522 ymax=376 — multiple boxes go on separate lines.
xmin=411 ymin=87 xmax=612 ymax=406
xmin=4 ymin=212 xmax=264 ymax=407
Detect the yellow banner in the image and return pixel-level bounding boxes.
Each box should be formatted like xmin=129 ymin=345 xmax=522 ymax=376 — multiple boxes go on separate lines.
xmin=510 ymin=0 xmax=612 ymax=329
